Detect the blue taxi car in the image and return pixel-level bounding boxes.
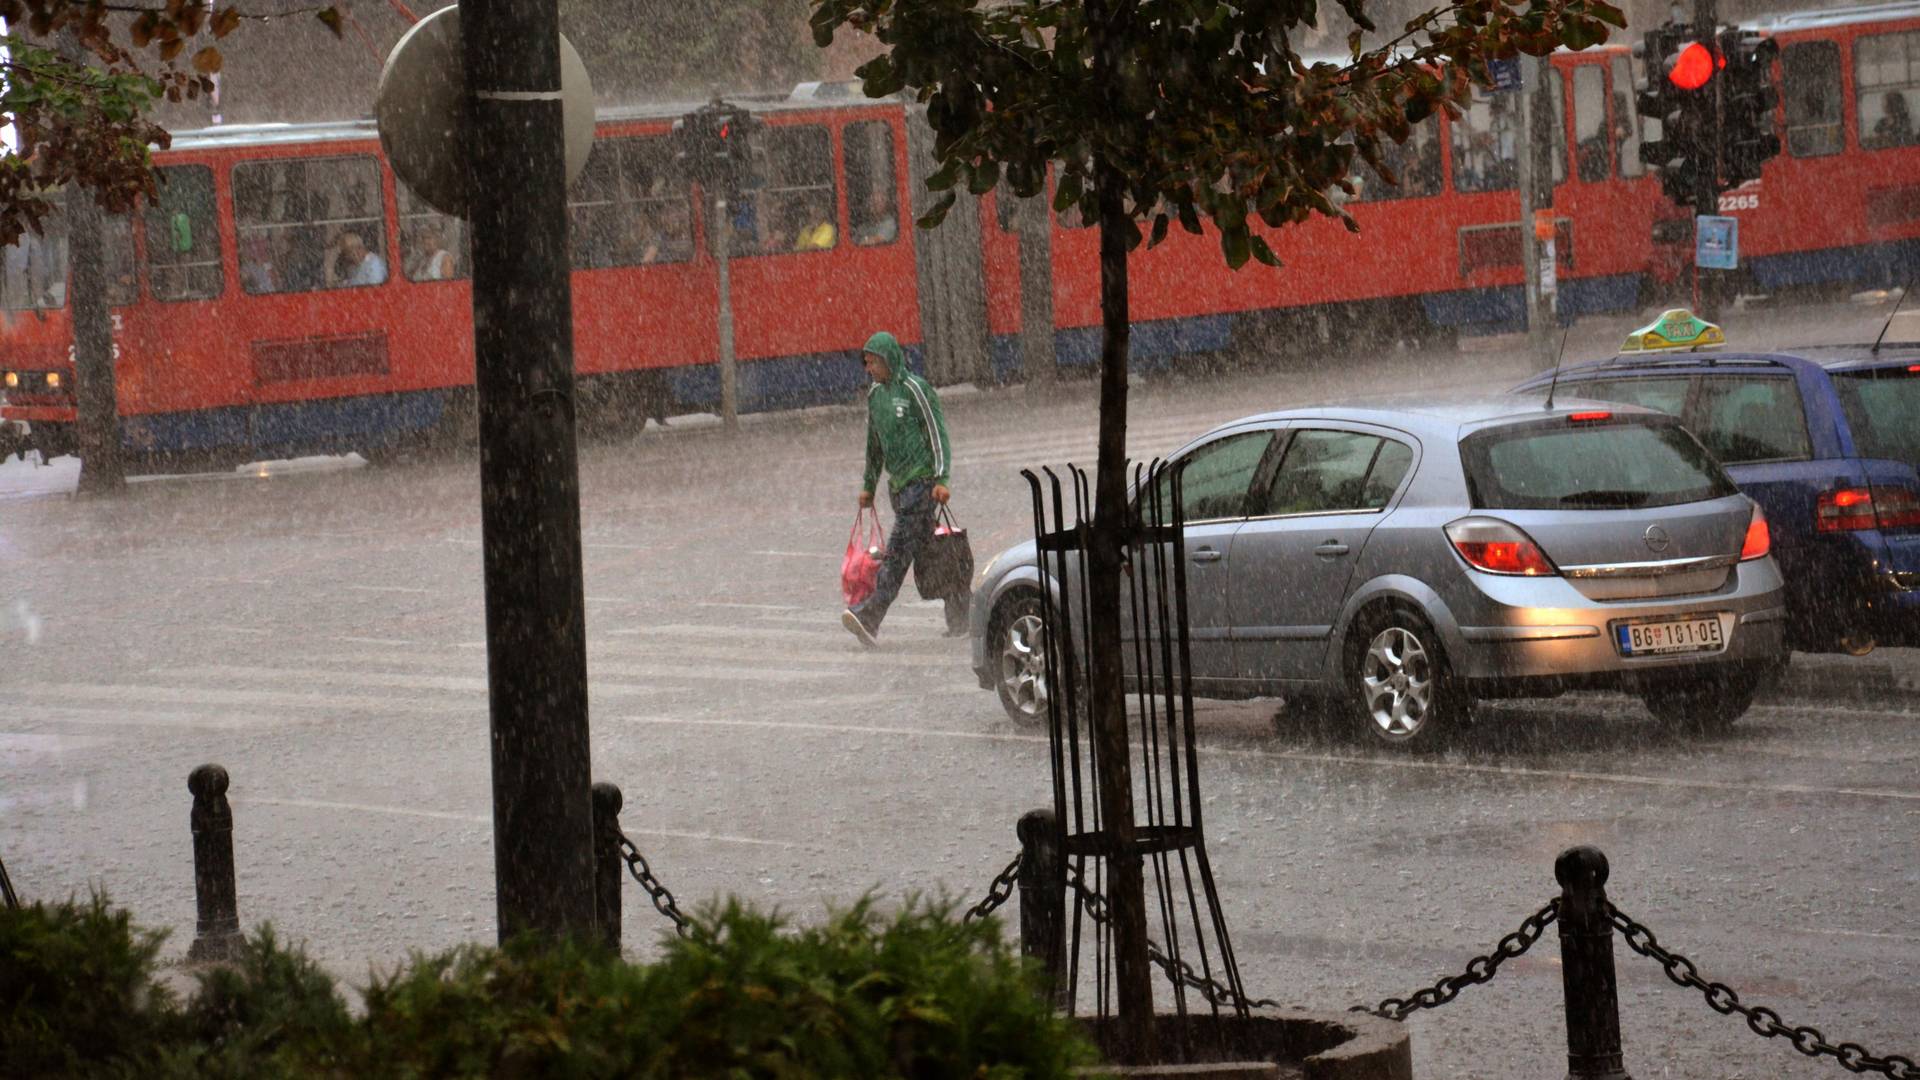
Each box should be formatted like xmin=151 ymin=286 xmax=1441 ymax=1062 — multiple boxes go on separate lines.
xmin=1512 ymin=311 xmax=1919 ymax=655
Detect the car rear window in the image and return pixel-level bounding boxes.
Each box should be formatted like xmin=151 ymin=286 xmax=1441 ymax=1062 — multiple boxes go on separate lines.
xmin=1834 ymin=369 xmax=1920 ymax=467
xmin=1461 ymin=417 xmax=1738 ymax=510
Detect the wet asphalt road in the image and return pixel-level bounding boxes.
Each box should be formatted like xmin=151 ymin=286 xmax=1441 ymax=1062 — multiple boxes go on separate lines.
xmin=2 ymin=302 xmax=1916 ymax=1078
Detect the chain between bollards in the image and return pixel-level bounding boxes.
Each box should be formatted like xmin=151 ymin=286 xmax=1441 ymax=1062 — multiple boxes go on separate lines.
xmin=187 ymin=764 xmax=242 ymax=962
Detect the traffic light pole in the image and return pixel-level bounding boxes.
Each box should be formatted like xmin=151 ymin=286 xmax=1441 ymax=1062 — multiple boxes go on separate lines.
xmin=1693 ymin=0 xmax=1722 ymax=319
xmin=715 ymin=196 xmax=739 ymax=431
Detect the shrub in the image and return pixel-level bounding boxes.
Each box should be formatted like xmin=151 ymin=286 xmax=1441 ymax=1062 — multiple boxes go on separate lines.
xmin=1 ymin=894 xmax=1097 ymax=1079
xmin=0 ymin=892 xmax=174 ymax=1078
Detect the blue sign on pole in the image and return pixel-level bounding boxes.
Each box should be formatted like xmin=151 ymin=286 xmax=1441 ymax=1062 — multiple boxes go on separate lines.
xmin=1696 ymin=214 xmax=1739 ymax=270
xmin=1488 ymin=58 xmax=1522 ymax=92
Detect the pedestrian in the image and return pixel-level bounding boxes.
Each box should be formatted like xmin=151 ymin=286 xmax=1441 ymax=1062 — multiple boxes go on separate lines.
xmin=842 ymin=331 xmax=967 ymax=646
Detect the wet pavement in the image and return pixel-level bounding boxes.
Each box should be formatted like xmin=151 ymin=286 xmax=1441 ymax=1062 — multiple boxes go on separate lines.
xmin=2 ymin=298 xmax=1916 ymax=1078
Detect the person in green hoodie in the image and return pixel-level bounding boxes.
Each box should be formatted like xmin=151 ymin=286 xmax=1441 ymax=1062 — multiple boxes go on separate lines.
xmin=843 ymin=330 xmax=966 ymax=646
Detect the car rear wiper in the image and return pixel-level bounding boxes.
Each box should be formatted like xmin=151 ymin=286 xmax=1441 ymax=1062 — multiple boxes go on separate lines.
xmin=1557 ymin=489 xmax=1651 ymax=508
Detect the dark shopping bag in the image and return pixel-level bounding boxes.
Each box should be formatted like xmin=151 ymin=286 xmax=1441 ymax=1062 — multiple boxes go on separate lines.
xmin=842 ymin=509 xmax=885 ymax=607
xmin=914 ymin=506 xmax=974 ymax=601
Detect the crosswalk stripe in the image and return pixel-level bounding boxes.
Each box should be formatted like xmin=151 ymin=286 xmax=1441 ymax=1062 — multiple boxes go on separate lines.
xmin=168 ymin=662 xmax=846 ymax=690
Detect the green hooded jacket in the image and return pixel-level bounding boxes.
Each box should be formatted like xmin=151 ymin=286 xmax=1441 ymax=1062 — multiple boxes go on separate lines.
xmin=860 ymin=331 xmax=952 ymax=495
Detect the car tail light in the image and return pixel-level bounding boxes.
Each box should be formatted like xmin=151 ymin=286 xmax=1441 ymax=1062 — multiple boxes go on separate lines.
xmin=1817 ymin=486 xmax=1920 ymax=532
xmin=1568 ymin=411 xmax=1613 ymax=423
xmin=1445 ymin=518 xmax=1557 ymax=576
xmin=1740 ymin=504 xmax=1771 ymax=560
xmin=1874 ymin=486 xmax=1920 ymax=529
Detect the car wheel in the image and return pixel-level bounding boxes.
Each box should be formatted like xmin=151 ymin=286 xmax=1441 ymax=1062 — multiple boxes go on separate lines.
xmin=1641 ymin=667 xmax=1762 ymax=734
xmin=1343 ymin=607 xmax=1460 ymax=749
xmin=993 ymin=592 xmax=1049 ymax=726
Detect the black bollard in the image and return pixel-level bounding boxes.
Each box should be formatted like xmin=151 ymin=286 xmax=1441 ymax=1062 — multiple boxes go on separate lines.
xmin=1017 ymin=807 xmax=1066 ymax=1005
xmin=187 ymin=764 xmax=242 ymax=962
xmin=591 ymin=782 xmax=623 ymax=951
xmin=1557 ymin=846 xmax=1633 ymax=1080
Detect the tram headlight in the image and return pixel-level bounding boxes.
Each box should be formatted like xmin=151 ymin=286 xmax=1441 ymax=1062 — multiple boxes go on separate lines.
xmin=3 ymin=372 xmax=16 ymax=389
xmin=44 ymin=372 xmax=60 ymax=389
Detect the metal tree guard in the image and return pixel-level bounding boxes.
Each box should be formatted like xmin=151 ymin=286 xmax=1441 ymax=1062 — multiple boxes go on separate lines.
xmin=1021 ymin=461 xmax=1251 ymax=1047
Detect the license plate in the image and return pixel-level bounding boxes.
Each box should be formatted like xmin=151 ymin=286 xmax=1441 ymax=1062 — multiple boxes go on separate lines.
xmin=1615 ymin=615 xmax=1728 ymax=657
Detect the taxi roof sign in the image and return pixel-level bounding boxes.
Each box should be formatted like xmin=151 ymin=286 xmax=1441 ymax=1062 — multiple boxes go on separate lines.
xmin=1621 ymin=309 xmax=1725 ymax=353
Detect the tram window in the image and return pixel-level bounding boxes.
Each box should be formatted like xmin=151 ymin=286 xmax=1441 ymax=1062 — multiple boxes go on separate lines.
xmin=1784 ymin=41 xmax=1843 ymax=157
xmin=2 ymin=215 xmax=68 ymax=311
xmin=1858 ymin=31 xmax=1920 ymax=150
xmin=569 ymin=137 xmax=691 ymax=270
xmin=1353 ymin=116 xmax=1442 ymax=202
xmin=736 ymin=124 xmax=836 ymax=256
xmin=1611 ymin=55 xmax=1644 ymax=177
xmin=103 ymin=213 xmax=138 ymax=306
xmin=398 ymin=182 xmax=466 ymax=282
xmin=1573 ymin=65 xmax=1609 ymax=182
xmin=233 ymin=156 xmax=388 ymax=294
xmin=844 ymin=121 xmax=898 ymax=246
xmin=1449 ymin=81 xmax=1566 ymax=194
xmin=144 ymin=165 xmax=222 ymax=302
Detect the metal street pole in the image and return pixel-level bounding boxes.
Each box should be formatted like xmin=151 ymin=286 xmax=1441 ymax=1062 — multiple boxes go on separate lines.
xmin=716 ymin=196 xmax=738 ymax=430
xmin=1519 ymin=55 xmax=1556 ymax=371
xmin=461 ymin=0 xmax=596 ymax=943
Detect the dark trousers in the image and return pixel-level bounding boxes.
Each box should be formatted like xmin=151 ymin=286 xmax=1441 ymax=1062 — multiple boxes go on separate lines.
xmin=853 ymin=480 xmax=968 ymax=633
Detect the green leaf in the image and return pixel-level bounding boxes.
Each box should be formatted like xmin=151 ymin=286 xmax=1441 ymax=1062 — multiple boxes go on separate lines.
xmin=967 ymin=159 xmax=1000 ymax=196
xmin=1249 ymin=235 xmax=1281 ymax=267
xmin=1221 ymin=225 xmax=1251 ymax=270
xmin=915 ymin=190 xmax=957 ymax=229
xmin=1149 ymin=212 xmax=1170 ymax=247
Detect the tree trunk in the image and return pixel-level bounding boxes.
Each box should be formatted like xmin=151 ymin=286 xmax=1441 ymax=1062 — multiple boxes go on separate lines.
xmin=68 ymin=190 xmax=124 ymax=495
xmin=57 ymin=30 xmax=125 ymax=496
xmin=1089 ymin=154 xmax=1155 ymax=1061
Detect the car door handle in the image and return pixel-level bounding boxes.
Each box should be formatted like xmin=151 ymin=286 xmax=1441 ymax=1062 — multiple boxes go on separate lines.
xmin=1191 ymin=548 xmax=1223 ymax=564
xmin=1314 ymin=541 xmax=1351 ymax=558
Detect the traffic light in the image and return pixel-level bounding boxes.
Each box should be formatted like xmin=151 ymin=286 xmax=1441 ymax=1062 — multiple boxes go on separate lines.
xmin=672 ymin=100 xmax=761 ymax=201
xmin=1719 ymin=29 xmax=1781 ymax=186
xmin=1635 ymin=23 xmax=1720 ymax=208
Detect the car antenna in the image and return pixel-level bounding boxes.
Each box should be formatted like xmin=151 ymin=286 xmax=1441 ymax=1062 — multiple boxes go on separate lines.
xmin=1542 ymin=323 xmax=1574 ymax=412
xmin=1871 ymin=276 xmax=1916 ymax=355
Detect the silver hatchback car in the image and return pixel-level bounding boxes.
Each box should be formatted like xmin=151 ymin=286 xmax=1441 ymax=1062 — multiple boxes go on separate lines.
xmin=969 ymin=395 xmax=1791 ymax=746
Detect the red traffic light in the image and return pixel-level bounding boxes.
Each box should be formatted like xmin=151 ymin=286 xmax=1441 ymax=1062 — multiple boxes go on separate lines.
xmin=719 ymin=122 xmax=731 ymax=139
xmin=1668 ymin=41 xmax=1716 ymax=90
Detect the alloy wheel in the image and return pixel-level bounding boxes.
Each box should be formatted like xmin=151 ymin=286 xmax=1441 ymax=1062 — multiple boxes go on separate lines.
xmin=999 ymin=613 xmax=1049 ymax=720
xmin=1360 ymin=625 xmax=1433 ymax=739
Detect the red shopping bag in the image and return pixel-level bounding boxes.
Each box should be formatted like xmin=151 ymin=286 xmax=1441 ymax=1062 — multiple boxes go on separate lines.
xmin=842 ymin=509 xmax=886 ymax=607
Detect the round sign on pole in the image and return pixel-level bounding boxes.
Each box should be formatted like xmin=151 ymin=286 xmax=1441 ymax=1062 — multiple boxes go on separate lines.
xmin=375 ymin=4 xmax=595 ymax=217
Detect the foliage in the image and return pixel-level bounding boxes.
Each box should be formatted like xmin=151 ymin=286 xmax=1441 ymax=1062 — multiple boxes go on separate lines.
xmin=810 ymin=0 xmax=1626 ymax=268
xmin=0 ymin=0 xmax=341 ymax=247
xmin=0 ymin=894 xmax=1097 ymax=1079
xmin=0 ymin=891 xmax=175 ymax=1077
xmin=157 ymin=925 xmax=354 ymax=1079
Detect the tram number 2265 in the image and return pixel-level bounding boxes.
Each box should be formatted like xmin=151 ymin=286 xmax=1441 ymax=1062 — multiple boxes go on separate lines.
xmin=1717 ymin=192 xmax=1760 ymax=213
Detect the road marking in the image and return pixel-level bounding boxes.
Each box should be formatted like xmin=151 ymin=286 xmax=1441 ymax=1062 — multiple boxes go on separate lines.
xmin=695 ymin=601 xmax=804 ymax=611
xmin=347 ymin=585 xmax=433 ymax=595
xmin=3 ymin=704 xmax=285 ymax=730
xmin=170 ymin=662 xmax=840 ymax=691
xmin=335 ymin=636 xmax=416 ymax=647
xmin=239 ymin=796 xmax=801 ymax=848
xmin=585 ymin=596 xmax=635 ymax=604
xmin=442 ymin=537 xmax=482 ymax=546
xmin=8 ymin=681 xmax=470 ymax=715
xmin=584 ymin=543 xmax=652 ymax=552
xmin=610 ymin=715 xmax=1920 ymax=805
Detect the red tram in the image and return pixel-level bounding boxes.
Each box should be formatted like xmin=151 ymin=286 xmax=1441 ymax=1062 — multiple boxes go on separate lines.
xmin=3 ymin=2 xmax=1917 ymax=467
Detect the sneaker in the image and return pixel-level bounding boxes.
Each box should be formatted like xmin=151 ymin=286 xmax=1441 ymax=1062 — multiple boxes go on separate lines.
xmin=842 ymin=608 xmax=878 ymax=648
